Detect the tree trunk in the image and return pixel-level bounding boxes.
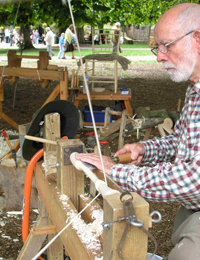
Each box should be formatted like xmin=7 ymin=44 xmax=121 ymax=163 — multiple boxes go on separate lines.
xmin=21 ymin=24 xmax=34 ymax=49
xmin=78 ymin=26 xmax=85 ymax=44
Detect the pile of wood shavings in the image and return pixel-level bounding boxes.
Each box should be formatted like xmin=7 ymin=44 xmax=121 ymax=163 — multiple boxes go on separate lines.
xmin=59 ymin=194 xmax=103 ymax=258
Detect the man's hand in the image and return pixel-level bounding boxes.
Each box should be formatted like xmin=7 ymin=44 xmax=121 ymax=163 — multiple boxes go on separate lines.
xmin=75 ymin=153 xmax=115 ymax=175
xmin=115 ymin=143 xmax=145 ymax=166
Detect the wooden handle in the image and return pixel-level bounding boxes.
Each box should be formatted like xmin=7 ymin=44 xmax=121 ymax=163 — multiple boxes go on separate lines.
xmin=2 ymin=131 xmax=13 ymax=149
xmin=25 ymin=135 xmax=57 ymax=145
xmin=113 ymin=153 xmax=132 ymax=164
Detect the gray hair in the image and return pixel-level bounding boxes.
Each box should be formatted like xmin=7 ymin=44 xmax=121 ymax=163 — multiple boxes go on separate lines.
xmin=177 ymin=5 xmax=200 ymax=33
xmin=46 ymin=27 xmax=50 ymax=31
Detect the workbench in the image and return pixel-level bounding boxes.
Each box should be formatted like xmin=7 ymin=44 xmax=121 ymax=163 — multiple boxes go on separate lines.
xmin=74 ymin=88 xmax=133 ymax=126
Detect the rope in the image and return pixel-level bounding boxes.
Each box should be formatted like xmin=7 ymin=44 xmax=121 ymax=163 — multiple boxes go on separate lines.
xmin=67 ymin=0 xmax=108 ymax=186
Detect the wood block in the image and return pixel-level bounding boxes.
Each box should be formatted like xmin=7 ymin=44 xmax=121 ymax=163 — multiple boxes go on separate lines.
xmin=103 ymin=192 xmax=149 ymax=260
xmin=44 ymin=113 xmax=60 ymax=178
xmin=57 ymin=139 xmax=84 ymax=209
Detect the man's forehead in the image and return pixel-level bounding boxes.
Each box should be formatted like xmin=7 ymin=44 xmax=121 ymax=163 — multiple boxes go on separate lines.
xmin=154 ymin=22 xmax=178 ymax=45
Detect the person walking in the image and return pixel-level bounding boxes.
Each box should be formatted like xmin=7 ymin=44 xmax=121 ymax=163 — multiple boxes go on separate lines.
xmin=9 ymin=28 xmax=14 ymax=47
xmin=76 ymin=3 xmax=200 ymax=260
xmin=58 ymin=33 xmax=66 ymax=59
xmin=111 ymin=22 xmax=122 ymax=54
xmin=44 ymin=27 xmax=55 ymax=58
xmin=34 ymin=30 xmax=40 ymax=44
xmin=62 ymin=24 xmax=75 ymax=59
xmin=5 ymin=29 xmax=9 ymax=43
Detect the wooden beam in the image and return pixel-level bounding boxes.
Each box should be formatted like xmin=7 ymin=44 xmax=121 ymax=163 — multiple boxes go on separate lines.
xmin=0 ymin=77 xmax=4 ymax=102
xmin=60 ymin=70 xmax=68 ymax=100
xmin=44 ymin=113 xmax=60 ymax=178
xmin=42 ymin=84 xmax=60 ymax=106
xmin=0 ymin=111 xmax=19 ymax=130
xmin=31 ymin=225 xmax=57 ymax=235
xmin=74 ymin=89 xmax=132 ymax=101
xmin=0 ymin=67 xmax=64 ymax=81
xmin=35 ymin=163 xmax=103 ymax=260
xmin=17 ymin=202 xmax=48 ymax=260
xmin=43 ymin=113 xmax=63 ymax=259
xmin=47 ymin=218 xmax=64 ymax=260
xmin=57 ymin=139 xmax=84 ymax=209
xmin=16 ymin=55 xmax=40 ymax=59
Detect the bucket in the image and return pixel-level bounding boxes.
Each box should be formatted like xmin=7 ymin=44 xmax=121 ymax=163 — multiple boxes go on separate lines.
xmin=147 ymin=253 xmax=163 ymax=260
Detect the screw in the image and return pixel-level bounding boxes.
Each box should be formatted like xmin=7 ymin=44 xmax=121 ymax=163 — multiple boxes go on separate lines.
xmin=55 ymin=163 xmax=60 ymax=168
xmin=102 ymin=222 xmax=110 ymax=230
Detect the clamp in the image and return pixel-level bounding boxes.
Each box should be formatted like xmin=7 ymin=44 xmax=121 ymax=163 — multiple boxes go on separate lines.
xmin=102 ymin=191 xmax=161 ymax=260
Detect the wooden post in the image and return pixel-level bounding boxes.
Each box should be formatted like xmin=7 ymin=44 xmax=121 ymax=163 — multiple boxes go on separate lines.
xmin=118 ymin=109 xmax=127 ymax=150
xmin=57 ymin=139 xmax=84 ymax=209
xmin=47 ymin=218 xmax=64 ymax=260
xmin=44 ymin=113 xmax=64 ymax=259
xmin=44 ymin=113 xmax=60 ymax=179
xmin=114 ymin=59 xmax=118 ymax=93
xmin=103 ymin=192 xmax=150 ymax=260
xmin=38 ymin=52 xmax=50 ymax=70
xmin=60 ymin=70 xmax=68 ymax=100
xmin=104 ymin=107 xmax=111 ymax=128
xmin=17 ymin=200 xmax=48 ymax=260
xmin=0 ymin=77 xmax=4 ymax=102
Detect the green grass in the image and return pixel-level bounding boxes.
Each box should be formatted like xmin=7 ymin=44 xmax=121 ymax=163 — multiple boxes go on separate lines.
xmin=0 ymin=42 xmax=151 ymax=57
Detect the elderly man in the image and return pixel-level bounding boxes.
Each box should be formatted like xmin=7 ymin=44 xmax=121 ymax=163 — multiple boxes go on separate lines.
xmin=76 ymin=3 xmax=200 ymax=260
xmin=44 ymin=27 xmax=55 ymax=57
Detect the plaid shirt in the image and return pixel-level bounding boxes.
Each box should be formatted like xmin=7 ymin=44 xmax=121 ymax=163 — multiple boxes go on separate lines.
xmin=110 ymin=80 xmax=200 ymax=210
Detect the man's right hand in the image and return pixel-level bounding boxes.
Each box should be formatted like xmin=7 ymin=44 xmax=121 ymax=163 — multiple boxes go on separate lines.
xmin=115 ymin=143 xmax=145 ymax=166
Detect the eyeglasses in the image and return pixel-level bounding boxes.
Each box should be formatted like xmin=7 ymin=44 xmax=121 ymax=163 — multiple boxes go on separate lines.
xmin=151 ymin=30 xmax=194 ymax=56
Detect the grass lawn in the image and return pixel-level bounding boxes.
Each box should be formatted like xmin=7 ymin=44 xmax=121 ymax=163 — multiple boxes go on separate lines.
xmin=0 ymin=43 xmax=152 ymax=57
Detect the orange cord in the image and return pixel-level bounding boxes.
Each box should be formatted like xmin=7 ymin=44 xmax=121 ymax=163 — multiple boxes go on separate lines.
xmin=22 ymin=137 xmax=68 ymax=259
xmin=22 ymin=148 xmax=44 ymax=260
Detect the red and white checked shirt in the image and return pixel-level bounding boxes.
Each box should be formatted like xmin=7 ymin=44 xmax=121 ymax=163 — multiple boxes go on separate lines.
xmin=110 ymin=80 xmax=200 ymax=210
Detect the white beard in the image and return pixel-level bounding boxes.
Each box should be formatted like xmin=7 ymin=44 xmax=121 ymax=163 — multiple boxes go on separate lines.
xmin=163 ymin=49 xmax=197 ymax=83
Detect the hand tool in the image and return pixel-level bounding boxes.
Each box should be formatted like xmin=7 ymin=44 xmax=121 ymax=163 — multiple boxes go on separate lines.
xmin=112 ymin=153 xmax=132 ymax=164
xmin=2 ymin=130 xmax=17 ymax=167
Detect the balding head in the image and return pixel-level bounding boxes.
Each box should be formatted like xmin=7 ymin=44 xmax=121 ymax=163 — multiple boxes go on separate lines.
xmin=155 ymin=3 xmax=200 ymax=38
xmin=153 ymin=3 xmax=200 ymax=84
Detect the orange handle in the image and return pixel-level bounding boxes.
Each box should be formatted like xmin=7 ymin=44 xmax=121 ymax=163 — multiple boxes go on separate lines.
xmin=2 ymin=131 xmax=13 ymax=149
xmin=113 ymin=153 xmax=132 ymax=164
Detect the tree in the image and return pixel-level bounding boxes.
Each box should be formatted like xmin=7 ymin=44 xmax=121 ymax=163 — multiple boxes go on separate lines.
xmin=0 ymin=1 xmax=36 ymax=48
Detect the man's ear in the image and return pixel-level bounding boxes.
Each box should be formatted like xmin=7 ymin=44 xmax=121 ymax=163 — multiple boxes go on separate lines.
xmin=193 ymin=30 xmax=200 ymax=53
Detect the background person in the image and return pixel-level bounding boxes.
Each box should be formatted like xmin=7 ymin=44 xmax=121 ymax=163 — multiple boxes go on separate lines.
xmin=62 ymin=24 xmax=75 ymax=59
xmin=76 ymin=3 xmax=200 ymax=260
xmin=44 ymin=27 xmax=55 ymax=58
xmin=34 ymin=29 xmax=40 ymax=44
xmin=111 ymin=22 xmax=122 ymax=53
xmin=58 ymin=32 xmax=66 ymax=59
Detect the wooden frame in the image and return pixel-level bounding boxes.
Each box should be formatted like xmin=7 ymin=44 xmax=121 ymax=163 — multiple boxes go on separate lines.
xmin=17 ymin=115 xmax=151 ymax=260
xmin=84 ymin=27 xmax=121 ymax=93
xmin=0 ymin=51 xmax=68 ymax=130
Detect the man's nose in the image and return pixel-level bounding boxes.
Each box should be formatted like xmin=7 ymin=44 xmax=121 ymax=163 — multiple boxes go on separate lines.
xmin=157 ymin=50 xmax=168 ymax=62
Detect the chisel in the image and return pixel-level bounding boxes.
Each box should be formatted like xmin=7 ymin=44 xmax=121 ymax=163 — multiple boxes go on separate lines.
xmin=2 ymin=130 xmax=17 ymax=167
xmin=112 ymin=153 xmax=132 ymax=164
